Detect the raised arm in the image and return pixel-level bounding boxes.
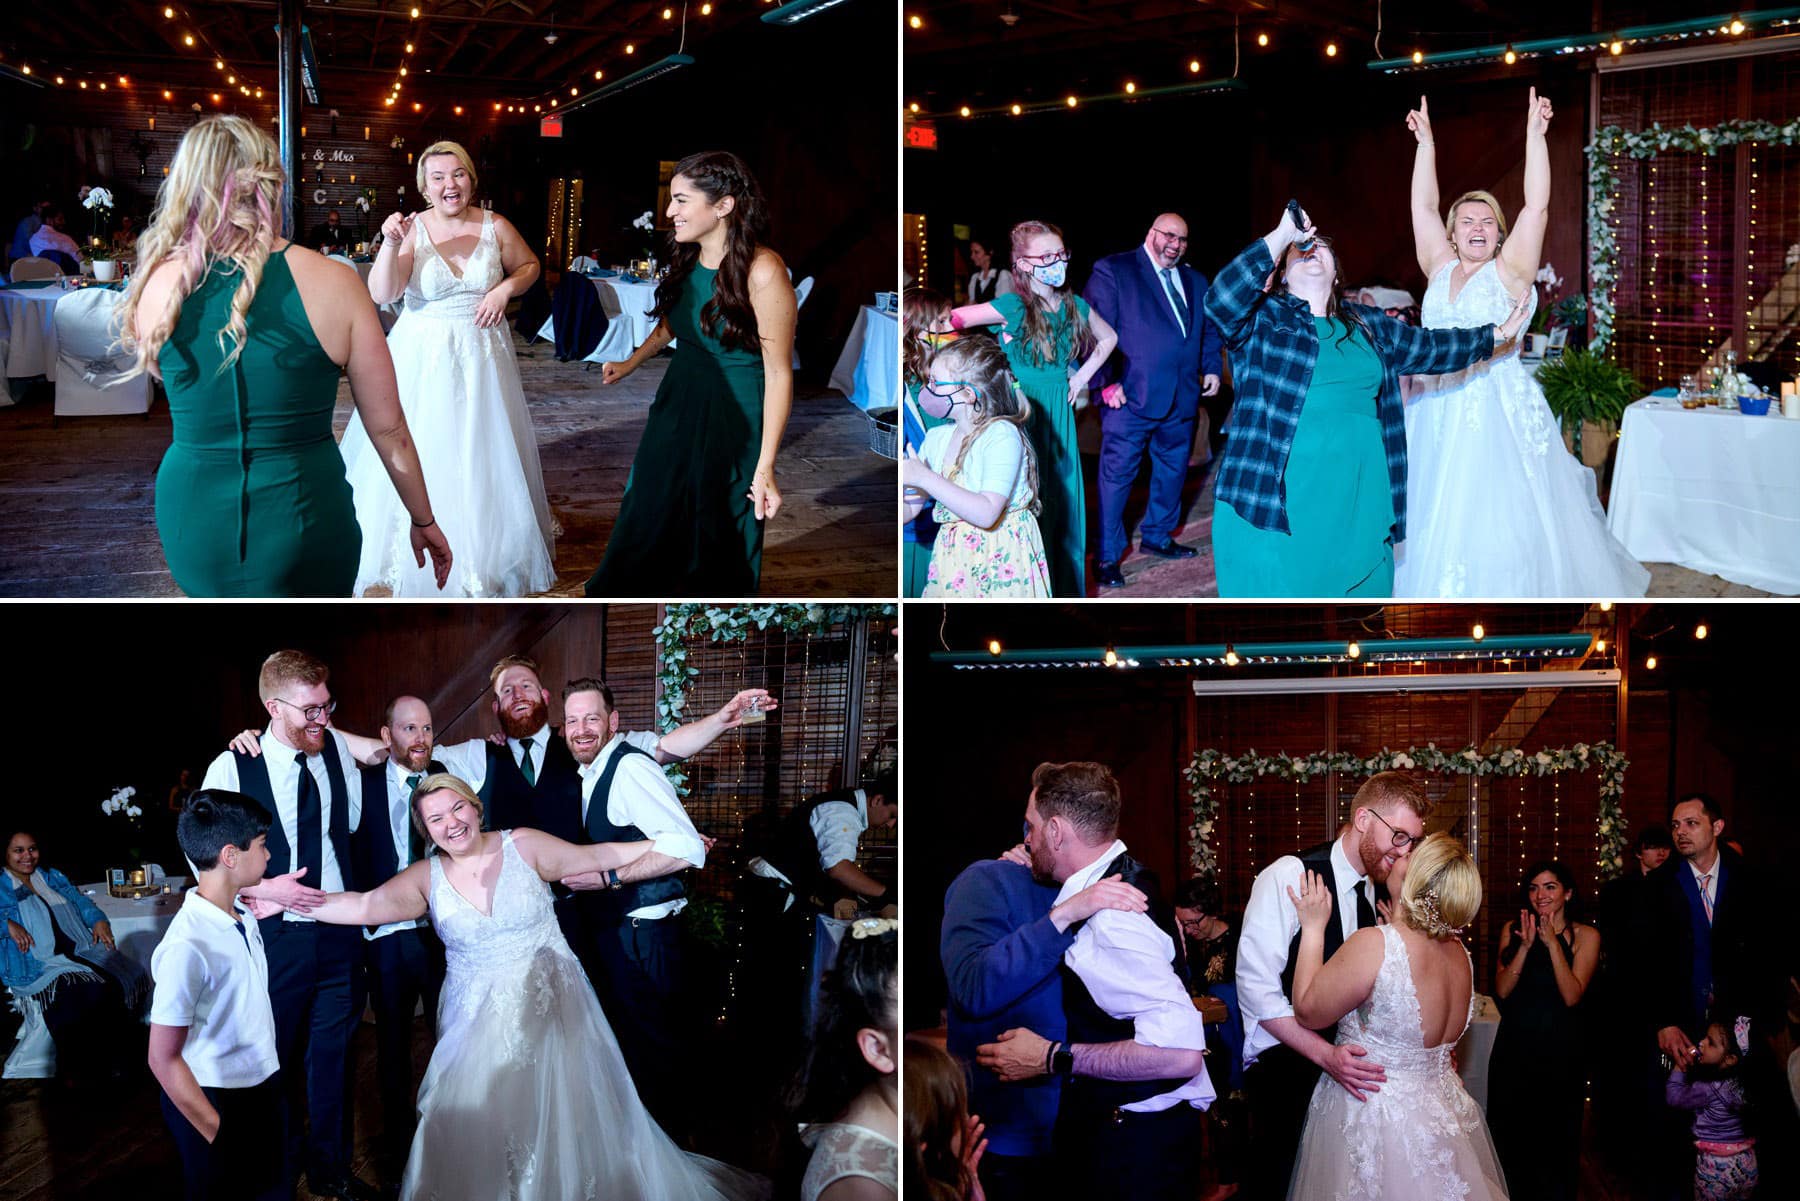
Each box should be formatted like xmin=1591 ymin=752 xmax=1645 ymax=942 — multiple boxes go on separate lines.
xmin=510 ymin=827 xmax=652 ymax=883
xmin=246 ymin=861 xmax=431 ymax=927
xmin=367 ymin=211 xmax=418 ymax=306
xmin=1407 ymin=97 xmax=1453 ymax=279
xmin=948 ymin=302 xmax=1005 ymax=330
xmin=748 ymin=248 xmax=798 ymax=523
xmin=1206 ymin=207 xmax=1307 ymax=351
xmin=1499 ymin=87 xmax=1553 ymax=291
xmin=653 ymin=689 xmax=779 ymax=764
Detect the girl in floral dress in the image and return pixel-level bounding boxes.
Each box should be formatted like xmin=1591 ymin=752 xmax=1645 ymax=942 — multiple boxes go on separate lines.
xmin=901 ymin=336 xmax=1050 ymax=597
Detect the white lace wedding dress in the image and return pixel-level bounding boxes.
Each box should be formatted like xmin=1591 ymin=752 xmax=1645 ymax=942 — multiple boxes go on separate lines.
xmin=1394 ymin=258 xmax=1649 ymax=598
xmin=401 ymin=831 xmax=767 ymax=1201
xmin=339 ymin=209 xmax=557 ymax=597
xmin=1287 ymin=925 xmax=1508 ymax=1201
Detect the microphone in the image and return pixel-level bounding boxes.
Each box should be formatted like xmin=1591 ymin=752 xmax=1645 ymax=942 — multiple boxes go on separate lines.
xmin=1287 ymin=199 xmax=1315 ymax=253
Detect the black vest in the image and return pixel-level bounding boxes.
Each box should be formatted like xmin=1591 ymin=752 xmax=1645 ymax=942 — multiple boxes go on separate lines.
xmin=765 ymin=788 xmax=861 ymax=912
xmin=1280 ymin=840 xmax=1385 ymax=1038
xmin=970 ymin=271 xmax=999 ymax=305
xmin=351 ymin=760 xmax=444 ymax=890
xmin=580 ymin=740 xmax=686 ymax=914
xmin=1060 ymin=852 xmax=1192 ymax=1111
xmin=479 ymin=731 xmax=581 ymax=835
xmin=233 ymin=744 xmax=353 ymax=935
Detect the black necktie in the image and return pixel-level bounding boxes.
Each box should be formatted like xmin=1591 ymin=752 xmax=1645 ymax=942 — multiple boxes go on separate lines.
xmin=1354 ymin=880 xmax=1378 ymax=930
xmin=404 ymin=773 xmax=425 ymax=865
xmin=295 ymin=751 xmax=323 ymax=887
xmin=519 ymin=741 xmax=537 ymax=786
xmin=1161 ymin=267 xmax=1191 ymax=335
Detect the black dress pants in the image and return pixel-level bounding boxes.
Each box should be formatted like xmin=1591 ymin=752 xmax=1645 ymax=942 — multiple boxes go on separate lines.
xmin=262 ymin=919 xmax=361 ymax=1186
xmin=159 ymin=1073 xmax=288 ymax=1201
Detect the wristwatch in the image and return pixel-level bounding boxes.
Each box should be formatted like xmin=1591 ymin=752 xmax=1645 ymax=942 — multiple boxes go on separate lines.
xmin=1052 ymin=1044 xmax=1075 ymax=1081
xmin=605 ymin=869 xmax=622 ymax=890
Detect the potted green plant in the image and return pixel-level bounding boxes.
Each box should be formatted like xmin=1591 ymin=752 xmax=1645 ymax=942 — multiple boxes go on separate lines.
xmin=1535 ymin=348 xmax=1641 ymax=470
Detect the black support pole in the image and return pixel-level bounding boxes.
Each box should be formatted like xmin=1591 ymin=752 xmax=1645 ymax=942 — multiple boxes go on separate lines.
xmin=277 ymin=0 xmax=303 ymax=238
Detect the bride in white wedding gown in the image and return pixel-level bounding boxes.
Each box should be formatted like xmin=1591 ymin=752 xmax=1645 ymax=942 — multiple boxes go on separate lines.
xmin=1285 ymin=834 xmax=1509 ymax=1201
xmin=1395 ymin=90 xmax=1648 ymax=599
xmin=250 ymin=775 xmax=768 ymax=1201
xmin=339 ymin=141 xmax=556 ymax=597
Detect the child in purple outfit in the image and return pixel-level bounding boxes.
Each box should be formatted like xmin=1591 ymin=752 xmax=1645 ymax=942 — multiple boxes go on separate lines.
xmin=1665 ymin=1017 xmax=1757 ymax=1201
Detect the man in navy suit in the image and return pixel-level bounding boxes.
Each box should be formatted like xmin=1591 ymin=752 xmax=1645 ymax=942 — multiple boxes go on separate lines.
xmin=1083 ymin=214 xmax=1223 ymax=589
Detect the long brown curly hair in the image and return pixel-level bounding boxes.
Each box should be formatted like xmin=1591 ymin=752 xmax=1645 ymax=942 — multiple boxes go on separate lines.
xmin=904 ymin=1039 xmax=973 ymax=1201
xmin=926 ymin=334 xmax=1040 ymax=518
xmin=652 ymin=151 xmax=770 ymax=354
xmin=1007 ymin=219 xmax=1095 ymax=367
xmin=903 ymin=286 xmax=951 ymax=392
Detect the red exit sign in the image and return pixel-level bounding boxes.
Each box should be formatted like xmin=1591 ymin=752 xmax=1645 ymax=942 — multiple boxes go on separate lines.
xmin=905 ymin=122 xmax=938 ymax=150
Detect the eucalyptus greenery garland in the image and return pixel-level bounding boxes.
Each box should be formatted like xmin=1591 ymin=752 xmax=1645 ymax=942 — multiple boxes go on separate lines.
xmin=1587 ymin=119 xmax=1800 ymax=352
xmin=651 ymin=603 xmax=896 ymax=794
xmin=1185 ymin=741 xmax=1630 ymax=886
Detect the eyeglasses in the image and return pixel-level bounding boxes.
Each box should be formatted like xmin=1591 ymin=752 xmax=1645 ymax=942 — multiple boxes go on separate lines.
xmin=1151 ymin=229 xmax=1189 ymax=244
xmin=1366 ymin=808 xmax=1423 ymax=851
xmin=273 ymin=696 xmax=337 ymax=723
xmin=1015 ymin=249 xmax=1070 ymax=267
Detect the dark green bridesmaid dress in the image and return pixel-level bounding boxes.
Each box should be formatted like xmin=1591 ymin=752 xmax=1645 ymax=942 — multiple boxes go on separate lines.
xmin=585 ymin=263 xmax=766 ymax=595
xmin=154 ymin=247 xmax=360 ymax=596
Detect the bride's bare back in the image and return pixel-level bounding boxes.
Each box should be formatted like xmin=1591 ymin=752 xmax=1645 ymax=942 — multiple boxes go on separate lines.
xmin=1394 ymin=922 xmax=1474 ymax=1047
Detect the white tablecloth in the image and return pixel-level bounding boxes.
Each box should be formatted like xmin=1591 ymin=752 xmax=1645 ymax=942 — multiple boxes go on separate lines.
xmin=1607 ymin=395 xmax=1800 ymax=594
xmin=0 ymin=283 xmax=67 ymax=380
xmin=1455 ymin=992 xmax=1500 ymax=1112
xmin=828 ymin=305 xmax=898 ymax=411
xmin=536 ymin=275 xmax=661 ymax=364
xmin=75 ymin=878 xmax=191 ymax=968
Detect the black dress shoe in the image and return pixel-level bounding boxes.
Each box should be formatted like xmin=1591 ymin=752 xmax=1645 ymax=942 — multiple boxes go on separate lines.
xmin=316 ymin=1175 xmax=382 ymax=1201
xmin=1139 ymin=538 xmax=1198 ymax=560
xmin=1096 ymin=561 xmax=1126 ymax=588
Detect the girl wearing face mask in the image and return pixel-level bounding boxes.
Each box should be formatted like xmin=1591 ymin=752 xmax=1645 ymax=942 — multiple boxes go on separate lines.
xmin=1397 ymin=90 xmax=1647 ymax=599
xmin=903 ymin=287 xmax=955 ymax=597
xmin=951 ymin=220 xmax=1116 ymax=597
xmin=901 ymin=335 xmax=1049 ymax=597
xmin=1201 ymin=203 xmax=1532 ymax=597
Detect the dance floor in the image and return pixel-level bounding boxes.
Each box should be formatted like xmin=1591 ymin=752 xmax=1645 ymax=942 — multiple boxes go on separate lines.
xmin=0 ymin=334 xmax=895 ymax=598
xmin=1070 ymin=411 xmax=1774 ymax=599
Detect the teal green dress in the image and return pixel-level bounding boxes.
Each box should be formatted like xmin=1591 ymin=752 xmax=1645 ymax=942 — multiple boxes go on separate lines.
xmin=155 ymin=247 xmax=360 ymax=596
xmin=989 ymin=291 xmax=1088 ymax=597
xmin=1212 ymin=316 xmax=1394 ymax=597
xmin=903 ymin=378 xmax=949 ymax=598
xmin=587 ymin=263 xmax=766 ymax=594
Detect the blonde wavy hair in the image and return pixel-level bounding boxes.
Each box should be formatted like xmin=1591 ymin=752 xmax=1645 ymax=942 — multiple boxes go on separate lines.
xmin=1396 ymin=833 xmax=1482 ymax=940
xmin=116 ymin=116 xmax=287 ymax=381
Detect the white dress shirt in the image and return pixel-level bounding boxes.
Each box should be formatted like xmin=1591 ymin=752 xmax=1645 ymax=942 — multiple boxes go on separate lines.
xmin=433 ymin=725 xmax=660 ymax=794
xmin=27 ymin=225 xmax=80 ymax=260
xmin=202 ymin=729 xmax=362 ymax=920
xmin=1236 ymin=836 xmax=1371 ymax=1065
xmin=148 ymin=891 xmax=280 ymax=1089
xmin=365 ymin=758 xmax=434 ymax=941
xmin=1057 ymin=839 xmax=1214 ymax=1113
xmin=1143 ymin=245 xmax=1188 ymax=337
xmin=809 ymin=790 xmax=868 ymax=872
xmin=577 ymin=732 xmax=705 ymax=921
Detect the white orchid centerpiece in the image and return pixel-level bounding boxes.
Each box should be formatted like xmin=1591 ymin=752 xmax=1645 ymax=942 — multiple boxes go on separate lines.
xmin=100 ymin=785 xmax=143 ymax=820
xmin=631 ymin=210 xmax=655 ymax=233
xmin=83 ymin=186 xmax=117 ymax=260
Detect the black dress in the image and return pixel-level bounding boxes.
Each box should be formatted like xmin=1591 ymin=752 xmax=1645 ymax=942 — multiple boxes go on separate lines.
xmin=1488 ymin=926 xmax=1585 ymax=1201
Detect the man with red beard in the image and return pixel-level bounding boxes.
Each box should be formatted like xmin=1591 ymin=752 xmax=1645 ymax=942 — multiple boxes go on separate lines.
xmin=1233 ymin=771 xmax=1429 ymax=1201
xmin=201 ymin=650 xmax=375 ymax=1201
xmin=548 ymin=675 xmax=709 ymax=1137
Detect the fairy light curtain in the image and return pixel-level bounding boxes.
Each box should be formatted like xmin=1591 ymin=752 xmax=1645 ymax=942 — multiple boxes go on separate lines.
xmin=1597 ymin=51 xmax=1800 ymax=388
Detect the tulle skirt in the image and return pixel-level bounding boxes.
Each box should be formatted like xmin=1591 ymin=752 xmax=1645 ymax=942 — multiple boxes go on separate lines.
xmin=339 ymin=309 xmax=556 ymax=597
xmin=401 ymin=941 xmax=765 ymax=1201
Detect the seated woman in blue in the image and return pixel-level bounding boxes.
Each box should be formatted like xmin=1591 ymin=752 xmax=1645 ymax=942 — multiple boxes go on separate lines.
xmin=2 ymin=829 xmax=146 ymax=1081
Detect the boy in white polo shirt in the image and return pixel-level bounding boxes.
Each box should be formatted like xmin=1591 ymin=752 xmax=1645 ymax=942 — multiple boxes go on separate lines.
xmin=148 ymin=791 xmax=288 ymax=1201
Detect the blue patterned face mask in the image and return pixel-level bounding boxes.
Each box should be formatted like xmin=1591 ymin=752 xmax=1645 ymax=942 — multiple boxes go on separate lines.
xmin=1032 ymin=260 xmax=1069 ymax=289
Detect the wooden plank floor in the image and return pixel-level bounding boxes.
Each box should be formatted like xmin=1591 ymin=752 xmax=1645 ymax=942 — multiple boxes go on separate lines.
xmin=0 ymin=335 xmax=895 ymax=599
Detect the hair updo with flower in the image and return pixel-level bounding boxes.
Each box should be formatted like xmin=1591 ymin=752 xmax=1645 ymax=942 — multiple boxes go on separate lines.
xmin=1396 ymin=833 xmax=1482 ymax=940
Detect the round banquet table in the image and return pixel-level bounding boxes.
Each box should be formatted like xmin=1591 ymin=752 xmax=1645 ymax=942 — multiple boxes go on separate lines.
xmin=828 ymin=304 xmax=899 ymax=412
xmin=536 ymin=273 xmax=661 ymax=364
xmin=1607 ymin=395 xmax=1800 ymax=594
xmin=0 ymin=280 xmax=68 ymax=389
xmin=75 ymin=878 xmax=191 ymax=967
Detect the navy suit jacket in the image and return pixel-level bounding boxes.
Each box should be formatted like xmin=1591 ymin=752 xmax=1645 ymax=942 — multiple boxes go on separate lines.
xmin=1633 ymin=848 xmax=1781 ymax=1038
xmin=1084 ymin=248 xmax=1223 ymax=423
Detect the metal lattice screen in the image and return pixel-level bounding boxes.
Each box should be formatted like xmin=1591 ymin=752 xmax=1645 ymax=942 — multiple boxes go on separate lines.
xmin=1598 ymin=48 xmax=1800 ymax=387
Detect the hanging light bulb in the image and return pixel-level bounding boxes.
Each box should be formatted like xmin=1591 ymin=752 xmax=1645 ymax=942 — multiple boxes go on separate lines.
xmin=1596 ymin=638 xmax=1608 ymax=654
xmin=1472 ymin=622 xmax=1486 ymax=641
xmin=1645 ymin=654 xmax=1658 ymax=670
xmin=1346 ymin=640 xmax=1361 ymax=660
xmin=1010 ymin=103 xmax=1022 ymax=115
xmin=1124 ymin=81 xmax=1136 ymax=94
xmin=1413 ymin=50 xmax=1424 ymax=64
xmin=1503 ymin=45 xmax=1517 ymax=65
xmin=1224 ymin=644 xmax=1241 ymax=667
xmin=1257 ymin=32 xmax=1269 ymax=47
xmin=1326 ymin=42 xmax=1338 ymax=57
xmin=1730 ymin=17 xmax=1746 ymax=36
xmin=1610 ymin=40 xmax=1623 ymax=55
xmin=1694 ymin=623 xmax=1708 ymax=640
xmin=959 ymin=104 xmax=970 ymax=116
xmin=1599 ymin=601 xmax=1613 ymax=611
xmin=1103 ymin=646 xmax=1119 ymax=667
xmin=1065 ymin=95 xmax=1077 ymax=107
xmin=987 ymin=639 xmax=1003 ymax=656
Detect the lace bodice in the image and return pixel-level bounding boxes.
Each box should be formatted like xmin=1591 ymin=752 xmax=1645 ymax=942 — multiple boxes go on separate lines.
xmin=405 ymin=208 xmax=503 ymax=317
xmin=428 ymin=831 xmax=561 ymax=981
xmin=1336 ymin=925 xmax=1475 ymax=1075
xmin=1421 ymin=257 xmax=1534 ymax=338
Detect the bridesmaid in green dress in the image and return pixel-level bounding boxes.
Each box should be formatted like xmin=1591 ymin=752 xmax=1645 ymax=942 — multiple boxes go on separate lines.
xmin=951 ymin=220 xmax=1116 ymax=597
xmin=117 ymin=116 xmax=450 ymax=597
xmin=585 ymin=151 xmax=797 ymax=595
xmin=1203 ymin=205 xmax=1531 ymax=596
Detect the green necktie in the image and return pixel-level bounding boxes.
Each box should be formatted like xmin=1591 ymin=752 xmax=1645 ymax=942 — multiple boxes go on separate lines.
xmin=519 ymin=742 xmax=537 ymax=786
